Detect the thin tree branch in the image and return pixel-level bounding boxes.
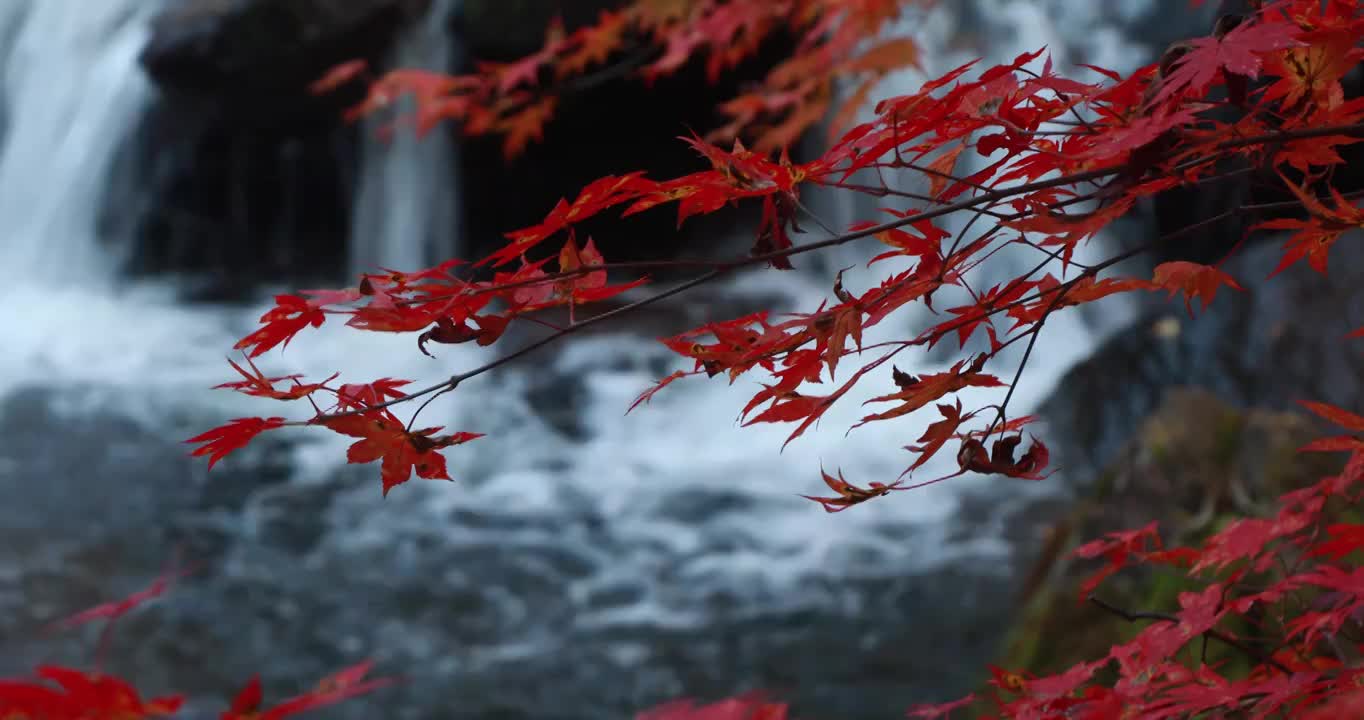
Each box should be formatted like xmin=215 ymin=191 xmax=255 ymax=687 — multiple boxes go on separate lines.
xmin=1088 ymin=595 xmax=1294 ymax=675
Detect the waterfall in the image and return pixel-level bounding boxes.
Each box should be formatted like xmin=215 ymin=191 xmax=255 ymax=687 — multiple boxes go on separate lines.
xmin=348 ymin=0 xmax=462 ymax=279
xmin=0 ymin=0 xmax=156 ymax=288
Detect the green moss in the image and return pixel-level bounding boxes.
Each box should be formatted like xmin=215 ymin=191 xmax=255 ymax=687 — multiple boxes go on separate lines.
xmin=983 ymin=391 xmax=1349 ymax=708
xmin=1211 ymin=412 xmax=1246 ymax=468
xmin=1091 ymin=468 xmax=1117 ymax=501
xmin=1148 ymin=439 xmax=1169 ymax=466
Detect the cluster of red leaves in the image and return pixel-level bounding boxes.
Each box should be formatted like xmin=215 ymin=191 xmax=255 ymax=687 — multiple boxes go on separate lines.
xmin=312 ymin=0 xmax=927 ymax=159
xmin=0 ymin=662 xmax=393 ymax=720
xmin=1 ymin=552 xmax=392 ymax=719
xmin=906 ymin=402 xmax=1364 ymax=719
xmin=194 ymin=0 xmax=1364 ymax=504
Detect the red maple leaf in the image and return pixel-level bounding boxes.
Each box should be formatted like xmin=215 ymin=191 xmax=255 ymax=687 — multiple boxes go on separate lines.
xmin=335 ymin=378 xmax=412 ymax=410
xmin=0 ymin=667 xmax=183 ymax=719
xmin=222 ymin=661 xmax=396 ymax=720
xmin=905 ymin=694 xmax=976 ymax=718
xmin=903 ymin=401 xmax=968 ymax=474
xmin=800 ymin=467 xmax=903 ymax=513
xmin=498 ymin=96 xmax=557 ymax=160
xmin=321 ymin=411 xmax=482 ymax=496
xmin=1150 ymin=261 xmax=1244 ymax=316
xmin=856 ymin=357 xmax=1004 ymax=427
xmin=1073 ymin=521 xmax=1161 ymax=601
xmin=1256 ymin=175 xmax=1364 ymax=276
xmin=1310 ymin=524 xmax=1364 ymax=560
xmin=52 ymin=551 xmax=195 ymax=634
xmin=309 ymin=59 xmax=369 ymax=95
xmin=1300 ymin=400 xmax=1364 ymax=432
xmin=1154 ymin=18 xmax=1305 ymax=104
xmin=1083 ymin=106 xmax=1201 ymax=162
xmin=628 ymin=370 xmax=692 ymax=413
xmin=1192 ymin=517 xmax=1276 ymax=573
xmin=636 ymin=694 xmax=789 ymax=720
xmin=555 ymin=234 xmax=608 ymax=302
xmin=1132 ymin=585 xmax=1227 ymax=665
xmin=234 ymin=294 xmax=333 ymax=358
xmin=215 ymin=356 xmax=338 ymax=401
xmin=187 ymin=417 xmax=288 ymax=470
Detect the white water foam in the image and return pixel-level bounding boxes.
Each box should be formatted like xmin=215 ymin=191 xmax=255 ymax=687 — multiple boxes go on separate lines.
xmin=0 ymin=0 xmax=157 ymax=287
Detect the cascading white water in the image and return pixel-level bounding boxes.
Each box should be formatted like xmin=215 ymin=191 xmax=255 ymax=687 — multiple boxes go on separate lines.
xmin=0 ymin=0 xmax=157 ymax=287
xmin=348 ymin=0 xmax=462 ymax=278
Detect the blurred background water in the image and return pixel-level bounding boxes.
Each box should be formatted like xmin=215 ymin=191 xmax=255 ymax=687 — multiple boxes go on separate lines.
xmin=0 ymin=1 xmax=1272 ymax=718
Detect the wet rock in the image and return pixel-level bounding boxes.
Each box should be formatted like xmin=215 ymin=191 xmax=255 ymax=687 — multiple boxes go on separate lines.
xmin=1041 ymin=235 xmax=1364 ymax=486
xmin=456 ymin=1 xmax=621 ymax=61
xmin=141 ymin=0 xmax=430 ymax=129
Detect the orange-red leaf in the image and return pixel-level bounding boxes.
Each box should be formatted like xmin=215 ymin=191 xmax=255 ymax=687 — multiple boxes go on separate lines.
xmin=629 ymin=370 xmax=691 ymax=413
xmin=216 ymin=357 xmax=337 ymax=401
xmin=186 ymin=417 xmax=287 ymax=470
xmin=321 ymin=412 xmax=481 ymax=496
xmin=1154 ymin=19 xmax=1304 ymax=104
xmin=800 ymin=467 xmax=902 ymax=513
xmin=858 ymin=358 xmax=1003 ymax=426
xmin=1150 ymin=261 xmax=1243 ymax=316
xmin=1299 ymin=400 xmax=1364 ymax=433
xmin=235 ymin=295 xmax=330 ymax=358
xmin=309 ymin=59 xmax=369 ymax=95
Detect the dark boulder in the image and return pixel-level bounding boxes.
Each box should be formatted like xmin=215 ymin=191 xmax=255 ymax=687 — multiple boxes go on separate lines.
xmin=1040 ymin=230 xmax=1364 ymax=491
xmin=140 ymin=0 xmax=430 ymax=130
xmin=455 ymin=0 xmax=623 ymax=61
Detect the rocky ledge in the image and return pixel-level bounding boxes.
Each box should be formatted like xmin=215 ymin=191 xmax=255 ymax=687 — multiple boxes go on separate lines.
xmin=141 ymin=0 xmax=431 ymax=129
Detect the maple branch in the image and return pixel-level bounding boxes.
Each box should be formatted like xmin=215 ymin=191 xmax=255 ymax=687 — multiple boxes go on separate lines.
xmin=299 ymin=116 xmax=1364 ymax=432
xmin=330 ymin=161 xmax=1292 ymax=430
xmin=1172 ymin=121 xmax=1364 ymax=175
xmin=313 ymin=269 xmax=730 ymax=422
xmin=419 ymin=118 xmax=1364 ymax=314
xmin=986 ymin=282 xmax=1069 ymax=438
xmin=555 ymin=46 xmax=659 ymax=96
xmin=1214 ymin=121 xmax=1364 ymax=151
xmin=829 ymin=181 xmax=1015 ymax=221
xmin=1088 ymin=595 xmax=1293 ymax=674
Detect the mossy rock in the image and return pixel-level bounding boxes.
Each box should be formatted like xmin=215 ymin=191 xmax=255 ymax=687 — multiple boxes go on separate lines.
xmin=992 ymin=388 xmax=1342 ymax=690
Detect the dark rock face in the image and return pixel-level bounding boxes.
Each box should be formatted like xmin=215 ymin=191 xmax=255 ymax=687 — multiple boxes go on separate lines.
xmin=115 ymin=103 xmax=364 ymax=297
xmin=141 ymin=0 xmax=430 ymax=130
xmin=126 ymin=0 xmax=448 ymax=295
xmin=455 ymin=0 xmax=622 ymax=61
xmin=1040 ymin=232 xmax=1364 ymax=492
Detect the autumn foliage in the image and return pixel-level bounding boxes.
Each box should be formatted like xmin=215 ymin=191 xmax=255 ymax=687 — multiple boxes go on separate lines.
xmin=18 ymin=0 xmax=1364 ymax=717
